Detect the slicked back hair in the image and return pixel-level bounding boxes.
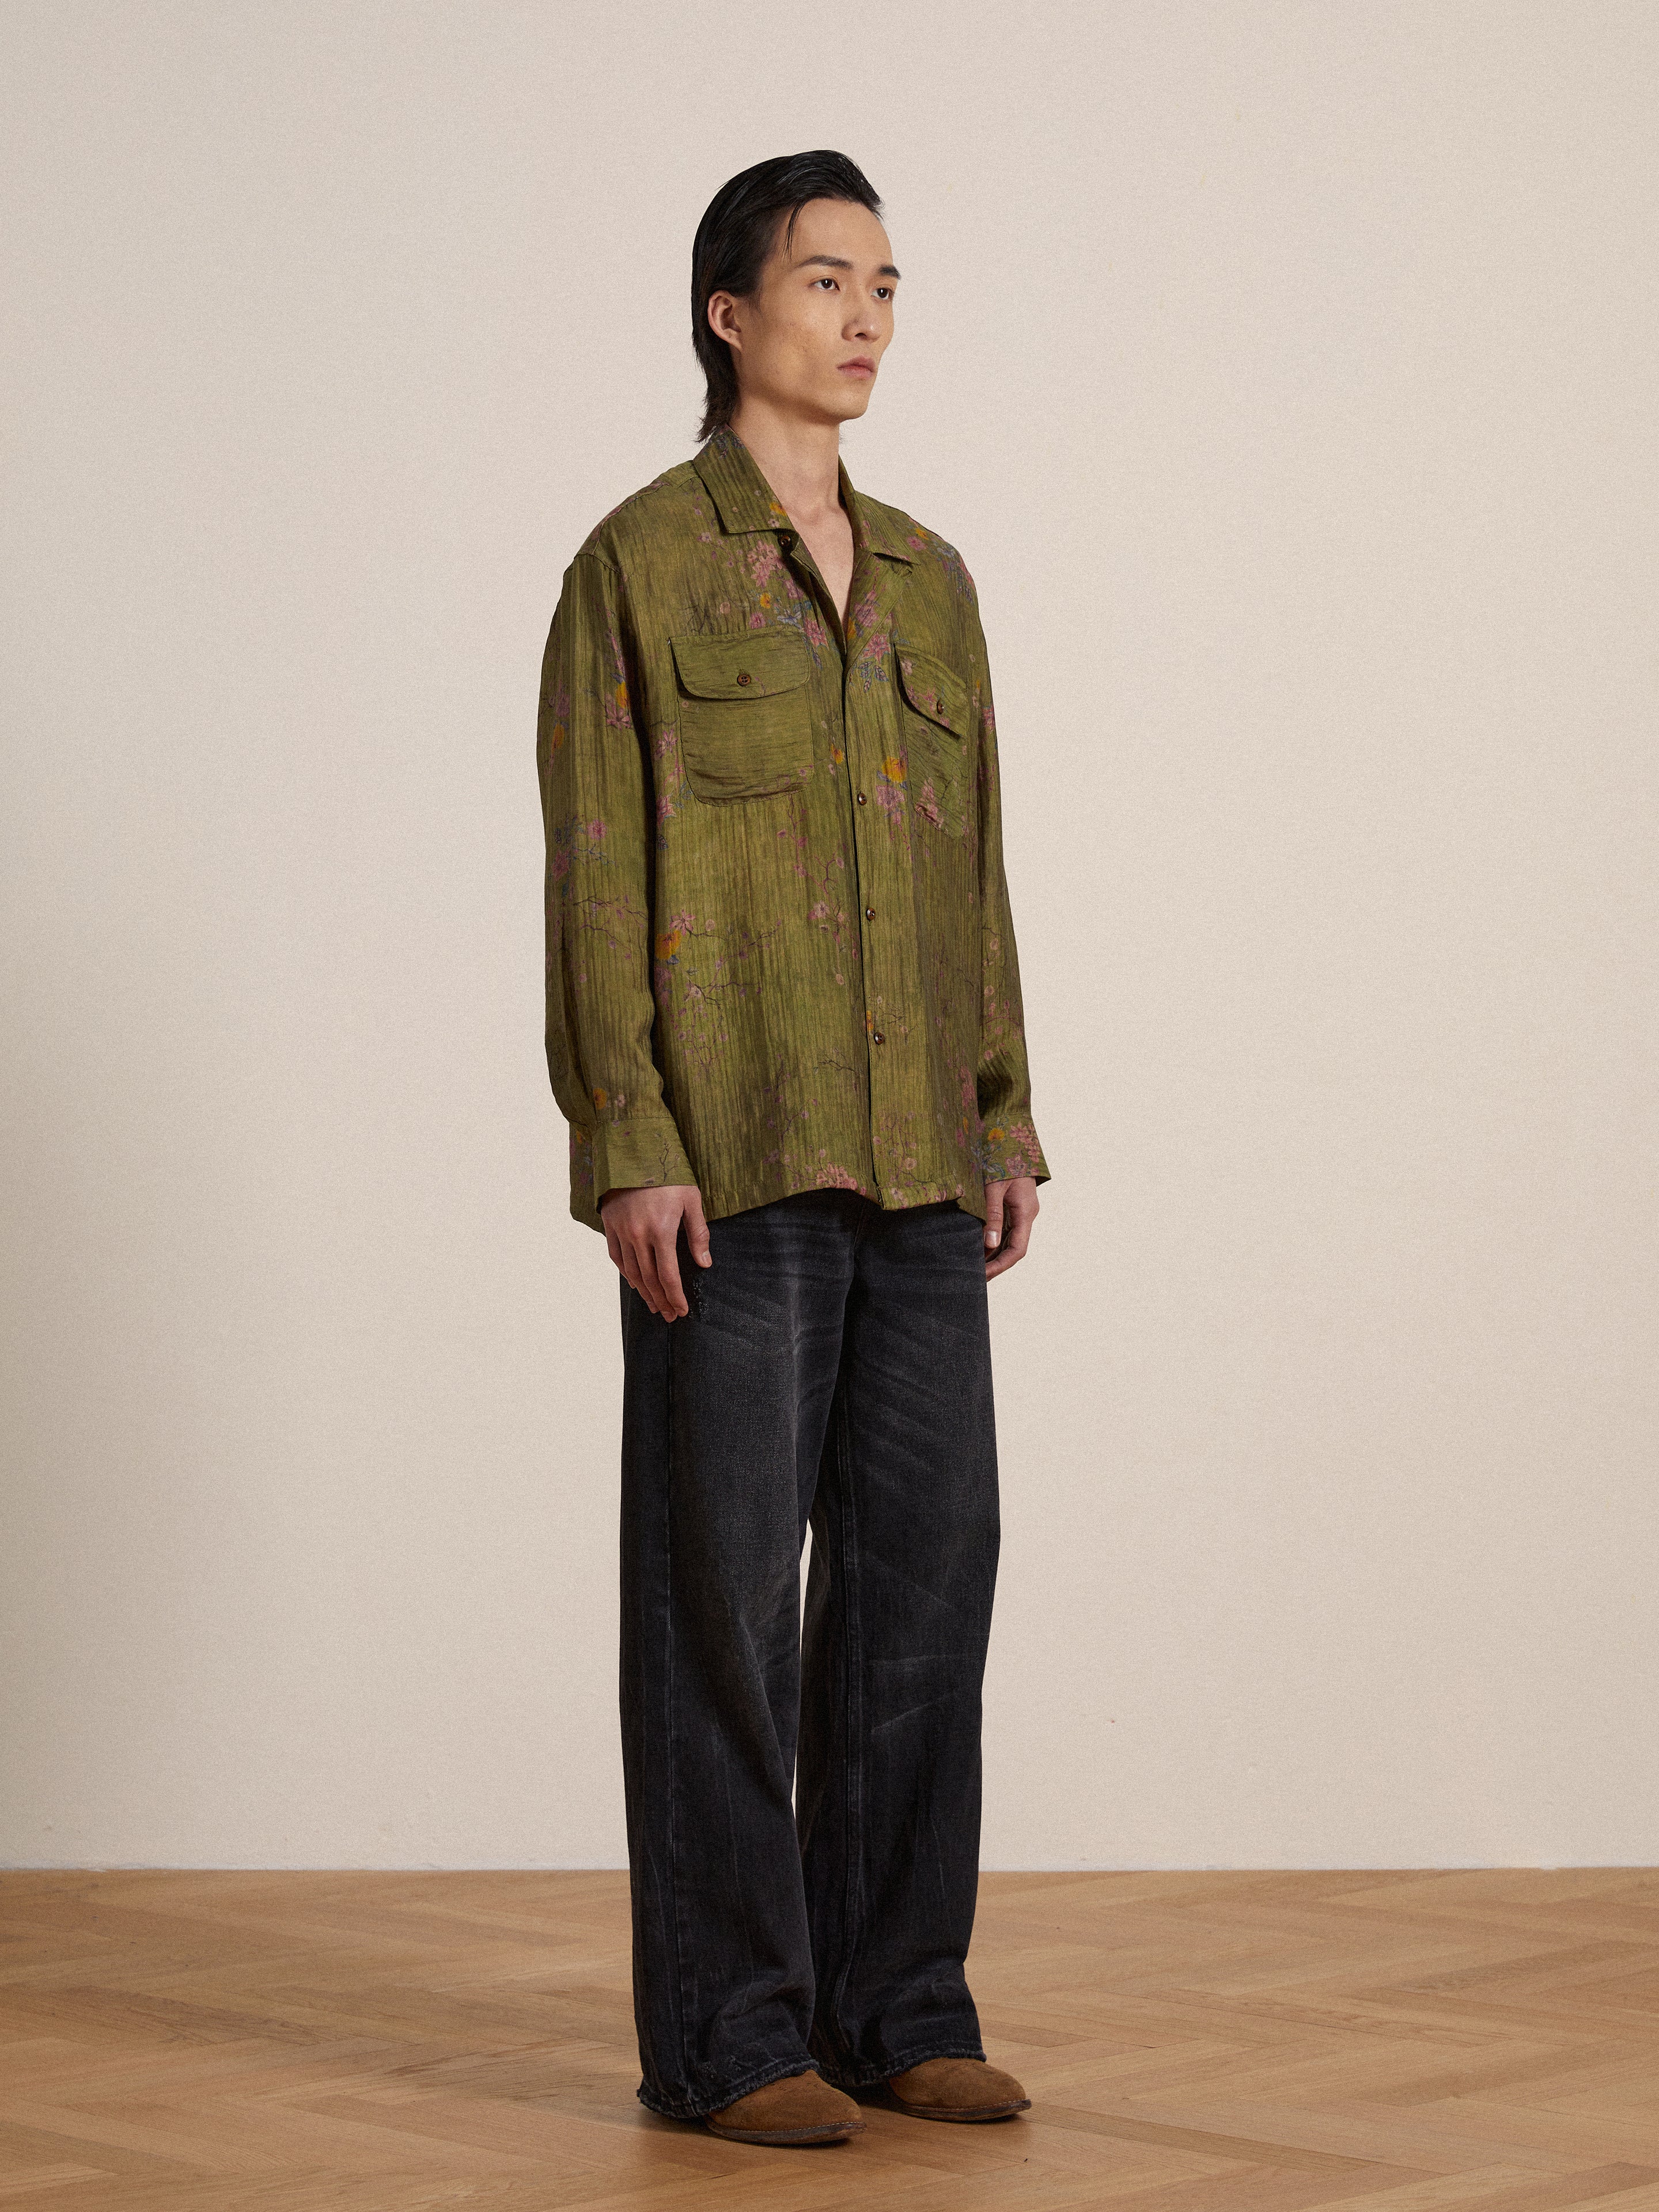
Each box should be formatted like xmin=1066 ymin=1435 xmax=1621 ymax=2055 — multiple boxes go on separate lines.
xmin=691 ymin=150 xmax=884 ymax=442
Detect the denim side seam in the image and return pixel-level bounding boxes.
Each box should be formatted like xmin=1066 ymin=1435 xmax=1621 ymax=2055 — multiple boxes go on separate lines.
xmin=818 ymin=1385 xmax=868 ymax=2076
xmin=636 ymin=2052 xmax=825 ymax=2122
xmin=664 ymin=1313 xmax=695 ymax=2107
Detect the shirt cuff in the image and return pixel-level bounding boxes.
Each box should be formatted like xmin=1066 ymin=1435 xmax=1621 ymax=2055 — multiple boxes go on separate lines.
xmin=977 ymin=1119 xmax=1050 ymax=1185
xmin=571 ymin=1116 xmax=699 ymax=1228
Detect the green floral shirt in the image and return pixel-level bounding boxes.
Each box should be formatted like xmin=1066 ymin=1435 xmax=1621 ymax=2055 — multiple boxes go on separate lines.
xmin=537 ymin=426 xmax=1051 ymax=1234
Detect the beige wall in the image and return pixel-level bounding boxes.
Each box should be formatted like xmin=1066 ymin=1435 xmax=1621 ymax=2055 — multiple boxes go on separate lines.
xmin=3 ymin=0 xmax=1655 ymax=1869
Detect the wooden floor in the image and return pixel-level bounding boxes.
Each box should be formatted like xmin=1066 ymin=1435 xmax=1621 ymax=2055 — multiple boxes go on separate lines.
xmin=3 ymin=1872 xmax=1659 ymax=2210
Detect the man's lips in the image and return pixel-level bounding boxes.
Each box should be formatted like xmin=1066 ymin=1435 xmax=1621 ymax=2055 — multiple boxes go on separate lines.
xmin=838 ymin=358 xmax=876 ymax=375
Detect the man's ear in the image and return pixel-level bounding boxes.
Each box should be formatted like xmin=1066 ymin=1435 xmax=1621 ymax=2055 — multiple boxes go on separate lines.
xmin=707 ymin=291 xmax=744 ymax=356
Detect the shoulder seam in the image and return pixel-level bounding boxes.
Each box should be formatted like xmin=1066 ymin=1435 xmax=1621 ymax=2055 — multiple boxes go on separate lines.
xmin=571 ymin=545 xmax=624 ymax=577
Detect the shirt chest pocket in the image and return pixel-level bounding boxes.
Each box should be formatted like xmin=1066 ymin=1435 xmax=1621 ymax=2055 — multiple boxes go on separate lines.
xmin=896 ymin=641 xmax=972 ymax=839
xmin=670 ymin=627 xmax=815 ymax=801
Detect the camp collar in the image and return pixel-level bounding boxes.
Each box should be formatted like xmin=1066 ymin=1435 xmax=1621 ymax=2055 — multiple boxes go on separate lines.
xmin=691 ymin=426 xmax=915 ymax=566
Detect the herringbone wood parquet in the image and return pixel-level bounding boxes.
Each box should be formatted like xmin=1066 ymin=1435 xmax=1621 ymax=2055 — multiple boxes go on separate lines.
xmin=3 ymin=1870 xmax=1658 ymax=2210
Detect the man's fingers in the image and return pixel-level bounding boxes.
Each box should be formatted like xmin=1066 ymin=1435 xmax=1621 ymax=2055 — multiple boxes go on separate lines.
xmin=983 ymin=1190 xmax=1006 ymax=1250
xmin=628 ymin=1232 xmax=673 ymax=1320
xmin=612 ymin=1227 xmax=657 ymax=1316
xmin=684 ymin=1192 xmax=713 ymax=1268
xmin=618 ymin=1237 xmax=653 ymax=1312
xmin=984 ymin=1180 xmax=1040 ymax=1279
xmin=601 ymin=1185 xmax=707 ymax=1320
xmin=986 ymin=1225 xmax=1024 ymax=1277
xmin=652 ymin=1225 xmax=689 ymax=1319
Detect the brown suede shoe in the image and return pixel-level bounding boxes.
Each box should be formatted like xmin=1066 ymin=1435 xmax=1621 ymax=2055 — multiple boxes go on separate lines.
xmin=705 ymin=2067 xmax=866 ymax=2145
xmin=886 ymin=2056 xmax=1032 ymax=2121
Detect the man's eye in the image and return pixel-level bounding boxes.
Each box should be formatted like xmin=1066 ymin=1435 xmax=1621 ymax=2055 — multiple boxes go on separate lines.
xmin=814 ymin=276 xmax=837 ymax=290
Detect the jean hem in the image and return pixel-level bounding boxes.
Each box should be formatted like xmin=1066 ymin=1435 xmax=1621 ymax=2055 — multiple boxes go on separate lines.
xmin=816 ymin=2039 xmax=987 ymax=2091
xmin=636 ymin=2054 xmax=821 ymax=2123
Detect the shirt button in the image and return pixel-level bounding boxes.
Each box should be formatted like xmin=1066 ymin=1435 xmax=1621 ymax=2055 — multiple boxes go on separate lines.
xmin=855 ymin=790 xmax=867 ymax=804
xmin=865 ymin=905 xmax=875 ymax=918
xmin=736 ymin=672 xmax=752 ymax=686
xmin=873 ymin=1029 xmax=885 ymax=1044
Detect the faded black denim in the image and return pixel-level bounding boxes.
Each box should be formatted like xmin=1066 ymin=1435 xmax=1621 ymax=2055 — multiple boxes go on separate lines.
xmin=617 ymin=1185 xmax=1001 ymax=2120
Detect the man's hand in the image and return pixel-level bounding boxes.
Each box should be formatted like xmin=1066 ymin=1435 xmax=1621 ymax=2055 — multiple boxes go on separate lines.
xmin=599 ymin=1183 xmax=711 ymax=1320
xmin=983 ymin=1175 xmax=1040 ymax=1281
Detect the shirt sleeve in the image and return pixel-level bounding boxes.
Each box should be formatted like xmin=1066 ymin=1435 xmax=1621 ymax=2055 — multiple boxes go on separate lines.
xmin=537 ymin=549 xmax=697 ymax=1229
xmin=967 ymin=593 xmax=1052 ymax=1190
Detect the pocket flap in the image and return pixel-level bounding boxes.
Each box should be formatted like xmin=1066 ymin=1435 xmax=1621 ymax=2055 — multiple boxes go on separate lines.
xmin=671 ymin=627 xmax=813 ymax=700
xmin=895 ymin=643 xmax=970 ymax=738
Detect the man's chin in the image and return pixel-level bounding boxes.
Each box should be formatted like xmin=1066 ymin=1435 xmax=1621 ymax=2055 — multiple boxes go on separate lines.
xmin=827 ymin=378 xmax=877 ymax=422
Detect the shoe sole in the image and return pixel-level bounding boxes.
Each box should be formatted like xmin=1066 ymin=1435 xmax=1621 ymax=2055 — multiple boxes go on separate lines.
xmin=888 ymin=2094 xmax=1032 ymax=2123
xmin=704 ymin=2118 xmax=865 ymax=2145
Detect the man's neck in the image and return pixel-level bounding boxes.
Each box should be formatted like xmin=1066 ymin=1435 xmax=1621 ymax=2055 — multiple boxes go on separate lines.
xmin=727 ymin=402 xmax=844 ymax=528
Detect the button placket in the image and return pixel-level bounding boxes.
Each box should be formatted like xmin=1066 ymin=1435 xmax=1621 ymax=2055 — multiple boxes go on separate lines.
xmin=794 ymin=532 xmax=887 ymax=1108
xmin=790 ymin=522 xmax=911 ymax=1205
xmin=843 ymin=653 xmax=902 ymax=1145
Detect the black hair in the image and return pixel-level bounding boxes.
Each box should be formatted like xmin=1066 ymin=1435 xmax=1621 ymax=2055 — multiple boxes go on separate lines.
xmin=691 ymin=150 xmax=884 ymax=442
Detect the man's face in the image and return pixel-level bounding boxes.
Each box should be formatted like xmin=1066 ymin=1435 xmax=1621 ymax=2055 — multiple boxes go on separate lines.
xmin=711 ymin=198 xmax=899 ymax=427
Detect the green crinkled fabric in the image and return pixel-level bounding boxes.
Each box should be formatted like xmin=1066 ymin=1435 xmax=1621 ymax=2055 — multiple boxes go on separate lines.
xmin=536 ymin=426 xmax=1051 ymax=1233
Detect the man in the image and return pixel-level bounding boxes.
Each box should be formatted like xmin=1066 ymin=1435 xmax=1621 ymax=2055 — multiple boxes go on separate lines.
xmin=537 ymin=150 xmax=1050 ymax=2149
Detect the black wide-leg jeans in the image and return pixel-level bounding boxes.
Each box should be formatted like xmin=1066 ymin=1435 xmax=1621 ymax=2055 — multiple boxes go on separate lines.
xmin=617 ymin=1186 xmax=1001 ymax=2120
